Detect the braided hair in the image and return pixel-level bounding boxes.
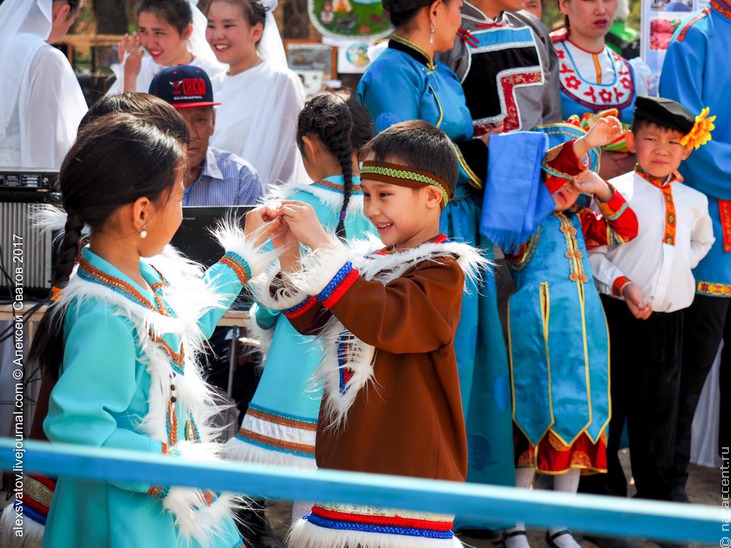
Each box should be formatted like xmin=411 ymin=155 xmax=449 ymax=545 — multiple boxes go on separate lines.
xmin=29 ymin=112 xmax=188 ymax=380
xmin=296 ymin=91 xmax=374 ymax=239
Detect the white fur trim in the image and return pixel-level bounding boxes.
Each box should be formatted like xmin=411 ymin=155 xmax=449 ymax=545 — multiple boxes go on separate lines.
xmin=225 ymin=437 xmax=317 ymax=469
xmin=162 ymin=441 xmax=238 ymax=547
xmin=210 ymin=219 xmax=278 ymax=279
xmin=288 ymin=518 xmax=464 ymax=548
xmin=286 ymin=239 xmax=352 ymax=297
xmin=0 ymin=501 xmax=44 ymax=548
xmin=313 ymin=324 xmax=376 ymax=430
xmin=247 ymin=304 xmax=274 ymax=358
xmin=265 ymin=180 xmax=365 ymax=217
xmin=162 ymin=488 xmax=237 ymax=547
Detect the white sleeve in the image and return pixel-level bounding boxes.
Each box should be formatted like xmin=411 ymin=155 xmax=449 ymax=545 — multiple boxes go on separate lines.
xmin=689 ymin=193 xmax=715 ymax=268
xmin=22 ymin=46 xmax=87 ymax=169
xmin=589 ymin=246 xmax=628 ymax=297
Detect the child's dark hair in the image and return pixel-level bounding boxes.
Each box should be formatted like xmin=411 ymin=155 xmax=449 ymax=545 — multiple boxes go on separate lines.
xmin=630 ymin=113 xmax=676 ymax=136
xmin=137 ymin=0 xmax=193 ymax=35
xmin=55 ymin=0 xmax=82 ymax=14
xmin=297 ymin=91 xmax=374 ymax=238
xmin=362 ymin=120 xmax=459 ymax=195
xmin=29 ymin=112 xmax=188 ymax=380
xmin=208 ymin=0 xmax=267 ymax=42
xmin=80 ymin=93 xmax=189 ymax=142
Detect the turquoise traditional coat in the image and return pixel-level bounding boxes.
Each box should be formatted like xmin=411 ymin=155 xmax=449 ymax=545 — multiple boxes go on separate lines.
xmin=43 ymin=230 xmax=270 ymax=548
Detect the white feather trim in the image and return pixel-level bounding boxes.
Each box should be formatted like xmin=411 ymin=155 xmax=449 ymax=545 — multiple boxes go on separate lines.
xmin=246 ymin=304 xmax=274 ymax=358
xmin=210 ymin=219 xmax=279 ymax=280
xmin=313 ymin=324 xmax=376 ymax=430
xmin=264 ymin=180 xmax=365 ymax=217
xmin=225 ymin=437 xmax=317 ymax=469
xmin=0 ymin=500 xmax=44 ymax=548
xmin=286 ymin=239 xmax=351 ymax=297
xmin=249 ymin=265 xmax=307 ymax=312
xmin=161 ymin=441 xmax=238 ymax=547
xmin=162 ymin=488 xmax=237 ymax=547
xmin=287 ymin=518 xmax=464 ymax=548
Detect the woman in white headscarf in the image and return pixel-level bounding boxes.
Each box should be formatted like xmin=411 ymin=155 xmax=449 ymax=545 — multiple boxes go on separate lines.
xmin=206 ymin=0 xmax=308 ymax=190
xmin=0 ymin=0 xmax=87 ymax=169
xmin=107 ymin=0 xmax=224 ymax=94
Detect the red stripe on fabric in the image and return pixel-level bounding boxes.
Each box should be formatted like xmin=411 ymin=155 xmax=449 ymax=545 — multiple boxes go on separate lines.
xmin=284 ymin=296 xmax=318 ymax=319
xmin=310 ymin=506 xmax=454 ymax=531
xmin=321 ymin=269 xmax=360 ymax=308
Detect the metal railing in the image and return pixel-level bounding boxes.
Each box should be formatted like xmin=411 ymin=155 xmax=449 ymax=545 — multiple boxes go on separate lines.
xmin=0 ymin=438 xmax=721 ymax=543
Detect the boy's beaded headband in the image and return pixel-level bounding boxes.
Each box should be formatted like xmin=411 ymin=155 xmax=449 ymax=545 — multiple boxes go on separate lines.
xmin=360 ymin=161 xmax=451 ymax=207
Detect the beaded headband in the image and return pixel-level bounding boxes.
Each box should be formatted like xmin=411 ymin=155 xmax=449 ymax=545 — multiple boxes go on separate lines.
xmin=360 ymin=161 xmax=451 ymax=207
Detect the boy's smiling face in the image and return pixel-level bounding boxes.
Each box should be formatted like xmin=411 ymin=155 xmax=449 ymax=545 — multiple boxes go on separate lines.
xmin=361 ymin=155 xmax=443 ymax=251
xmin=634 ymin=122 xmax=692 ymax=180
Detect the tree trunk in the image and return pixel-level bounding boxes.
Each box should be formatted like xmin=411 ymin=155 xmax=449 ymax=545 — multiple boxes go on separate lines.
xmin=282 ymin=0 xmax=314 ymax=40
xmin=93 ymin=0 xmax=128 ymax=34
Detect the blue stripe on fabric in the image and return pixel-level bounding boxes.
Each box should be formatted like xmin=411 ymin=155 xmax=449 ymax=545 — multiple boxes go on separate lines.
xmin=304 ymin=513 xmax=455 ymax=539
xmin=316 ymin=262 xmax=353 ymax=302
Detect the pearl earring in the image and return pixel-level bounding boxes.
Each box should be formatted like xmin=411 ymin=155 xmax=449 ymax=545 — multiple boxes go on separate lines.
xmin=430 ymin=24 xmax=435 ymax=44
xmin=140 ymin=229 xmax=148 ymax=239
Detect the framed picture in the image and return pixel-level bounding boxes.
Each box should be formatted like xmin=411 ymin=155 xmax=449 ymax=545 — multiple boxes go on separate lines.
xmin=284 ymin=40 xmax=337 ymax=80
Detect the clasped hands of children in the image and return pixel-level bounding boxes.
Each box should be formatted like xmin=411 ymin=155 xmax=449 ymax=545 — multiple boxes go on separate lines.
xmin=244 ymin=201 xmax=331 ymax=271
xmin=572 ymin=115 xmax=652 ymax=320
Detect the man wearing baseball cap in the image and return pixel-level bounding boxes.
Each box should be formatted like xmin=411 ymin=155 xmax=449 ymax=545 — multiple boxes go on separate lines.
xmin=149 ymin=64 xmax=262 ymax=206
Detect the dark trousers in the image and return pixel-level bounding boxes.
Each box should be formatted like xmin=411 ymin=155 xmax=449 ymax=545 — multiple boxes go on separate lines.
xmin=581 ymin=295 xmax=682 ymax=501
xmin=674 ymin=294 xmax=730 ymax=496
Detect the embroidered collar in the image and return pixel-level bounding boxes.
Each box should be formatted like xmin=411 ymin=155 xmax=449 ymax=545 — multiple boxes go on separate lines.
xmin=76 ymin=247 xmax=173 ymax=316
xmin=312 ymin=175 xmax=363 ymax=194
xmin=634 ymin=164 xmax=676 ymax=188
xmin=389 ymin=35 xmax=435 ymax=70
xmin=712 ymin=0 xmax=731 ymax=19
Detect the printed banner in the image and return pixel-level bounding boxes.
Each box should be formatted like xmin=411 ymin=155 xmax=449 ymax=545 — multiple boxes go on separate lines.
xmin=308 ymin=0 xmax=393 ymax=40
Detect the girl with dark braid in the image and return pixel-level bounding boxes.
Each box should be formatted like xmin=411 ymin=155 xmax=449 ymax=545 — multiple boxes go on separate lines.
xmin=226 ymin=91 xmax=378 ymax=525
xmin=27 ymin=112 xmax=278 ymax=547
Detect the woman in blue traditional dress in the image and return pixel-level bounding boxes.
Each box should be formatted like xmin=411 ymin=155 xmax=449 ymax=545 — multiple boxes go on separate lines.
xmin=356 ymin=0 xmax=515 ymax=518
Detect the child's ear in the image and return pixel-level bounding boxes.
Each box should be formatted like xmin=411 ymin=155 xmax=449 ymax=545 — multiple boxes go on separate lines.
xmin=181 ymin=24 xmax=194 ymax=42
xmin=681 ymin=145 xmax=693 ymax=161
xmin=424 ymin=185 xmax=444 ymax=209
xmin=301 ymin=135 xmax=318 ymax=163
xmin=251 ymin=23 xmax=264 ymax=44
xmin=132 ymin=196 xmax=153 ymax=232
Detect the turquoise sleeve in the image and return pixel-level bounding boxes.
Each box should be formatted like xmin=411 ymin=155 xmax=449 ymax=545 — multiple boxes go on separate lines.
xmin=45 ymin=304 xmax=163 ymax=493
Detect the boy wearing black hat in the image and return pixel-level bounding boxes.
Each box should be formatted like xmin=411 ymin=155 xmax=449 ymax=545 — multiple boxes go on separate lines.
xmin=149 ymin=64 xmax=263 ymax=206
xmin=584 ymin=95 xmax=714 ymax=502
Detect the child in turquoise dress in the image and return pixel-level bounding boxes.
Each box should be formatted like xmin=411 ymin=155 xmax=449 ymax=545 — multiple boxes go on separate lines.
xmin=226 ymin=91 xmax=378 ymax=524
xmin=30 ymin=112 xmax=277 ymax=547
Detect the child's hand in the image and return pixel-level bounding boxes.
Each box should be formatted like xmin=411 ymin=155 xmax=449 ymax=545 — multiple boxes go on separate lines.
xmin=119 ymin=33 xmax=144 ymax=90
xmin=244 ymin=206 xmax=282 ymax=247
xmin=572 ymin=170 xmax=613 ymax=203
xmin=622 ymin=283 xmax=652 ymax=320
xmin=277 ymin=200 xmax=333 ymax=250
xmin=584 ymin=115 xmax=623 ymax=149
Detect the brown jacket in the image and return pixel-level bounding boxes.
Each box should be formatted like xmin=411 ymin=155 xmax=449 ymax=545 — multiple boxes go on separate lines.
xmin=281 ymin=239 xmax=475 ymax=483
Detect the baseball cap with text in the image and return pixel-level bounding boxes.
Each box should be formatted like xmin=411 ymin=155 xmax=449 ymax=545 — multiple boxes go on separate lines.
xmin=148 ymin=65 xmax=221 ymax=109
